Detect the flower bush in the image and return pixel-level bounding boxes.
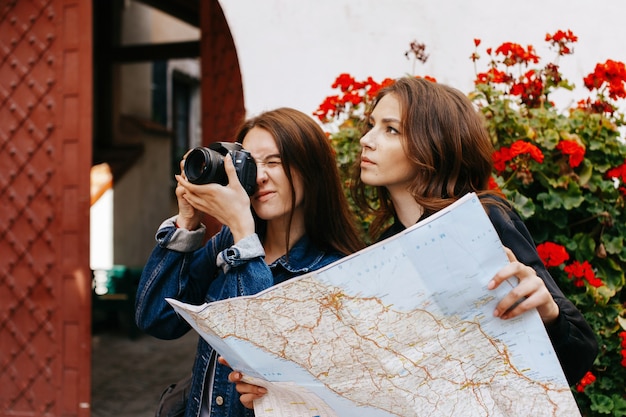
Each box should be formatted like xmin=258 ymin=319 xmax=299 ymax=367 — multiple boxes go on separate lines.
xmin=315 ymin=30 xmax=626 ymax=416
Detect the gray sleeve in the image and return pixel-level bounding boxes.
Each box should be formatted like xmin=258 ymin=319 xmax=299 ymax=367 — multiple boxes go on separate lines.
xmin=216 ymin=233 xmax=265 ymax=273
xmin=156 ymin=215 xmax=207 ymax=252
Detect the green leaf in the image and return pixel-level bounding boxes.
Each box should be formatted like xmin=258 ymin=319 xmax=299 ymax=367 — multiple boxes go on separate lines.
xmin=508 ymin=191 xmax=535 ymax=218
xmin=594 ymin=285 xmax=616 ymax=305
xmin=590 ymin=393 xmax=615 ymax=414
xmin=542 ymin=128 xmax=560 ymax=149
xmin=572 ymin=232 xmax=597 ymax=260
xmin=537 ymin=192 xmax=561 ymax=210
xmin=595 ymin=258 xmax=625 ymax=290
xmin=603 ymin=235 xmax=623 ymax=255
xmin=612 ymin=395 xmax=626 ymax=417
xmin=561 ymin=183 xmax=585 ymax=209
xmin=578 ymin=160 xmax=593 ymax=186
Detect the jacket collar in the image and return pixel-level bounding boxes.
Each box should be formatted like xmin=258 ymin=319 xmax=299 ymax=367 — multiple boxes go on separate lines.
xmin=270 ymin=234 xmax=332 ymax=274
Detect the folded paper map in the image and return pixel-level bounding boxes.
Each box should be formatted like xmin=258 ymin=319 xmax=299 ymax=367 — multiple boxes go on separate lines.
xmin=167 ymin=192 xmax=580 ymax=417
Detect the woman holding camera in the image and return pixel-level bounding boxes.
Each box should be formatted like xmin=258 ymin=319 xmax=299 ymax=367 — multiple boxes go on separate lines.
xmin=135 ymin=107 xmax=364 ymax=417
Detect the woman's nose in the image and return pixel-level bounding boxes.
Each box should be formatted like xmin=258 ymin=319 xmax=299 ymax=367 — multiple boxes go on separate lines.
xmin=256 ymin=164 xmax=269 ymax=183
xmin=360 ymin=130 xmax=375 ymax=149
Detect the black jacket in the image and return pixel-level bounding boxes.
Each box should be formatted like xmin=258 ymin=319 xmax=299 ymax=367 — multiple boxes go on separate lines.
xmin=379 ymin=197 xmax=598 ymax=385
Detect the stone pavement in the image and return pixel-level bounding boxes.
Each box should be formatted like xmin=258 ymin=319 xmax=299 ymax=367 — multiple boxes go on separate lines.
xmin=91 ymin=318 xmax=198 ymax=417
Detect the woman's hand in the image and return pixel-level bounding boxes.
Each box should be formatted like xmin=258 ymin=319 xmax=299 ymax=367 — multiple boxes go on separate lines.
xmin=218 ymin=357 xmax=267 ymax=410
xmin=175 ymin=154 xmax=256 ymax=242
xmin=175 ymin=152 xmax=203 ymax=230
xmin=487 ymin=247 xmax=559 ymax=324
xmin=228 ymin=370 xmax=268 ymax=409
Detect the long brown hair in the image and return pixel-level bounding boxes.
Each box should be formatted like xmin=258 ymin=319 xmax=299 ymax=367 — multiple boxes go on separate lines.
xmin=236 ymin=107 xmax=364 ymax=255
xmin=352 ymin=77 xmax=499 ymax=238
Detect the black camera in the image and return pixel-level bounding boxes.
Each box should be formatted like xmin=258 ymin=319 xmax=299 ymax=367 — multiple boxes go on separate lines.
xmin=184 ymin=142 xmax=257 ymax=195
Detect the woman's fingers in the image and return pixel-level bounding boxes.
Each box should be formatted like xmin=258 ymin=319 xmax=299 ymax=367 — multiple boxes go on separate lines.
xmin=226 ymin=369 xmax=268 ymax=410
xmin=489 ymin=247 xmax=559 ymax=323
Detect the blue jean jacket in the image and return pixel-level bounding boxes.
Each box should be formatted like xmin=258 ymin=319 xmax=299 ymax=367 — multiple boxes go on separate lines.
xmin=135 ymin=216 xmax=345 ymax=417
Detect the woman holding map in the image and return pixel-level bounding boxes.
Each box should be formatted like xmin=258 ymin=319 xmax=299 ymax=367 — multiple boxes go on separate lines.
xmin=135 ymin=107 xmax=364 ymax=417
xmin=230 ymin=78 xmax=598 ymax=411
xmin=351 ymin=77 xmax=597 ymax=383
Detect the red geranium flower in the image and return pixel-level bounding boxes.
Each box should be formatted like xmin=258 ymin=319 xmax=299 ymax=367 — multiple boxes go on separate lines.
xmin=583 ymin=60 xmax=626 ymax=100
xmin=510 ymin=140 xmax=544 ymax=164
xmin=536 ymin=242 xmax=569 ymax=267
xmin=575 ymin=371 xmax=596 ymax=392
xmin=545 ymin=29 xmax=578 ymax=56
xmin=564 ymin=260 xmax=603 ymax=287
xmin=492 ymin=147 xmax=512 ymax=172
xmin=556 ymin=140 xmax=586 ymax=168
xmin=475 ymin=68 xmax=511 ymax=85
xmin=495 ymin=42 xmax=540 ymax=66
xmin=607 ymin=160 xmax=626 ymax=182
xmin=332 ymin=73 xmax=357 ymax=92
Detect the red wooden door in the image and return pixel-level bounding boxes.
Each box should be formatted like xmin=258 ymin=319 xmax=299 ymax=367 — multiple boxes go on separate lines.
xmin=0 ymin=1 xmax=93 ymax=416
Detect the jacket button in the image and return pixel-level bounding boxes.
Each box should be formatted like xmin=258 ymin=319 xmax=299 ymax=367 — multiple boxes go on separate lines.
xmin=215 ymin=396 xmax=224 ymax=406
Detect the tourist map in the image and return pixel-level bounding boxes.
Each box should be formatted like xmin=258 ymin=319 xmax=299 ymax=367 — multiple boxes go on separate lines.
xmin=167 ymin=193 xmax=581 ymax=417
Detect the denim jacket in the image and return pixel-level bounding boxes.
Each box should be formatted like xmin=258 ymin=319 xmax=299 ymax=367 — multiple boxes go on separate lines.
xmin=135 ymin=216 xmax=345 ymax=417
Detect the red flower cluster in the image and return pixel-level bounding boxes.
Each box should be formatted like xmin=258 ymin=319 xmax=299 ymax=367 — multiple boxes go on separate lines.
xmin=536 ymin=242 xmax=569 ymax=267
xmin=492 ymin=140 xmax=544 ymax=172
xmin=545 ymin=29 xmax=578 ymax=56
xmin=575 ymin=371 xmax=596 ymax=393
xmin=583 ymin=59 xmax=626 ymax=100
xmin=473 ymin=30 xmax=583 ymax=109
xmin=314 ymin=74 xmax=394 ymax=123
xmin=492 ymin=148 xmax=511 ymax=172
xmin=607 ymin=159 xmax=626 ymax=182
xmin=556 ymin=140 xmax=586 ymax=168
xmin=509 ymin=70 xmax=545 ymax=108
xmin=494 ymin=42 xmax=540 ymax=67
xmin=315 ymin=74 xmax=437 ymax=125
xmin=474 ymin=68 xmax=511 ymax=84
xmin=564 ymin=260 xmax=603 ymax=287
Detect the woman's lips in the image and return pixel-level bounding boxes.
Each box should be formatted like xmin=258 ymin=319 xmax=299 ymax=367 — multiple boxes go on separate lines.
xmin=361 ymin=156 xmax=375 ymax=166
xmin=254 ymin=190 xmax=274 ymax=202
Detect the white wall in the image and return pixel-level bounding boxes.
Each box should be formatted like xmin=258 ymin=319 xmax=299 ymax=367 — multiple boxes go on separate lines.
xmin=221 ymin=0 xmax=626 ymax=118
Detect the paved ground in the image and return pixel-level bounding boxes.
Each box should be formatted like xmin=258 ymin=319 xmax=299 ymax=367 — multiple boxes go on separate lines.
xmin=91 ymin=316 xmax=198 ymax=417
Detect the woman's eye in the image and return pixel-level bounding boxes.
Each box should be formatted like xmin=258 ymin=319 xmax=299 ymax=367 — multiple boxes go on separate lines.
xmin=387 ymin=126 xmax=399 ymax=135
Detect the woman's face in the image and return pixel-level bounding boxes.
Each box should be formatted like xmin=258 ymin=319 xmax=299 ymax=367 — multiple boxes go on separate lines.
xmin=359 ymin=94 xmax=416 ymax=192
xmin=242 ymin=127 xmax=304 ymax=223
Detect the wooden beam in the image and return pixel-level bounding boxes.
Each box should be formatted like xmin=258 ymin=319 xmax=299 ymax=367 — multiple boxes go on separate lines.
xmin=110 ymin=40 xmax=200 ymax=62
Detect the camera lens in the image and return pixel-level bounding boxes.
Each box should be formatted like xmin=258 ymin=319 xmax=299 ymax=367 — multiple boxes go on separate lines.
xmin=184 ymin=147 xmax=226 ymax=185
